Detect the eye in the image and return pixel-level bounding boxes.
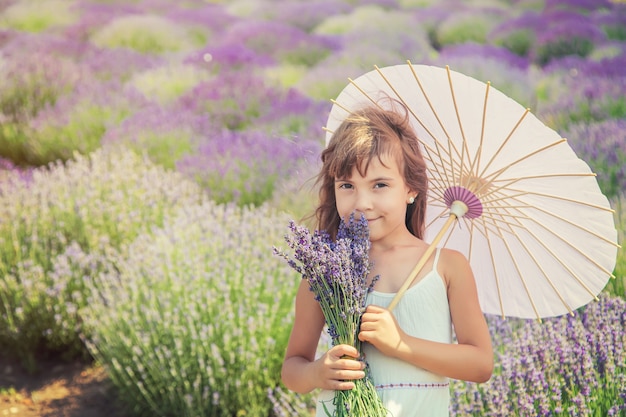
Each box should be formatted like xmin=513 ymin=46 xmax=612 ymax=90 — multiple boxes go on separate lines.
xmin=337 ymin=182 xmax=353 ymax=190
xmin=373 ymin=182 xmax=388 ymax=189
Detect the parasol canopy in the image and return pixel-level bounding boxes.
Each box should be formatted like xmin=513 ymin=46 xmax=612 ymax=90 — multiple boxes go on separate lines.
xmin=325 ymin=62 xmax=620 ymax=320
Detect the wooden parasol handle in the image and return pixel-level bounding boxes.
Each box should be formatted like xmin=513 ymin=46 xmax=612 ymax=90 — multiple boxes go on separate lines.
xmin=387 ymin=214 xmax=458 ymax=312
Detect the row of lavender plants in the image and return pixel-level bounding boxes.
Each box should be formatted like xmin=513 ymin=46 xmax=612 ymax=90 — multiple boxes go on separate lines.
xmin=0 ymin=0 xmax=625 ymax=415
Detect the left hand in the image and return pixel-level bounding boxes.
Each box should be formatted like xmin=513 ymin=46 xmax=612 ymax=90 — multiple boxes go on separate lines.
xmin=358 ymin=305 xmax=406 ymax=357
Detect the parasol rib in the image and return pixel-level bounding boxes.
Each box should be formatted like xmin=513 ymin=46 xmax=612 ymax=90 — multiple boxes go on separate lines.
xmin=477 ymin=216 xmax=506 ymax=318
xmin=500 ymin=235 xmax=542 ymax=320
xmin=466 ymin=81 xmax=491 ymax=189
xmin=514 ymin=219 xmax=605 ymax=300
xmin=477 ymin=139 xmax=568 ymax=197
xmin=326 ymin=63 xmax=618 ymax=320
xmin=493 ymin=172 xmax=598 ymax=183
xmin=476 ymin=108 xmax=531 ymax=181
xmin=343 ymin=74 xmax=456 ymax=193
xmin=445 ymin=65 xmax=472 ymax=187
xmin=510 ymin=228 xmax=575 ymax=316
xmin=405 ymin=61 xmax=471 ymax=186
xmin=531 ymin=205 xmax=621 ymax=247
xmin=373 ymin=64 xmax=458 ymax=190
xmin=487 ymin=194 xmax=617 ymax=278
xmin=505 ymin=188 xmax=616 ymax=212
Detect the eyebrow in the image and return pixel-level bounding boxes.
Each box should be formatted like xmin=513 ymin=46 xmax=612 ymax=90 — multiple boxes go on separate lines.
xmin=334 ymin=176 xmax=396 ymax=183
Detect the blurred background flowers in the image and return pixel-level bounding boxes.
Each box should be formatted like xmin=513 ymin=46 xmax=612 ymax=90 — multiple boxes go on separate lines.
xmin=0 ymin=0 xmax=624 ymax=416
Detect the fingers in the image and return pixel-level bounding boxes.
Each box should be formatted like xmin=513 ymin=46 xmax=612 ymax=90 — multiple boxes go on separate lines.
xmin=330 ymin=344 xmax=360 ymax=359
xmin=365 ymin=304 xmax=385 ymax=313
xmin=317 ymin=344 xmax=366 ymax=390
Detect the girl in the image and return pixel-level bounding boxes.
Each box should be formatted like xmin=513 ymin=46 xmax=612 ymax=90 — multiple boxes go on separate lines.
xmin=281 ymin=104 xmax=493 ymax=417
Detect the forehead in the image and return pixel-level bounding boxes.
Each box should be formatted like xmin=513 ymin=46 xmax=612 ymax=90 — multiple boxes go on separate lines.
xmin=347 ymin=152 xmax=402 ymax=179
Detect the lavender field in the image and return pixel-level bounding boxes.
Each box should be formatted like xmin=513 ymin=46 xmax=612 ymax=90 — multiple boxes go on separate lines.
xmin=0 ymin=0 xmax=625 ymax=416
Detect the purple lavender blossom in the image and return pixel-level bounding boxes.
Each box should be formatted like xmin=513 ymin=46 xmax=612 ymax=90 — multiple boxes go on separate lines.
xmin=592 ymin=9 xmax=626 ymax=41
xmin=531 ymin=10 xmax=607 ymax=65
xmin=63 ymin=1 xmax=141 ymax=41
xmin=177 ymin=72 xmax=319 ymax=132
xmin=185 ymin=42 xmax=275 ymax=71
xmin=101 ymin=104 xmax=211 ymax=169
xmin=274 ymin=213 xmax=378 ymax=347
xmin=216 ymin=19 xmax=338 ymax=67
xmin=165 ymin=3 xmax=237 ymax=34
xmin=544 ymin=0 xmax=613 ymax=13
xmin=176 ymin=129 xmax=318 ymax=206
xmin=536 ymin=70 xmax=626 ymax=131
xmin=451 ymin=294 xmax=626 ymax=416
xmin=564 ymin=119 xmax=626 ymax=198
xmin=439 ymin=43 xmax=530 ymax=70
xmin=274 ymin=213 xmax=386 ymax=416
xmin=264 ymin=1 xmax=352 ymax=32
xmin=488 ymin=11 xmax=543 ymax=56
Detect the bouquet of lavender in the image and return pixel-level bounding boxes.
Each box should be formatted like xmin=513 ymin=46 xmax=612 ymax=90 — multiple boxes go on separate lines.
xmin=274 ymin=213 xmax=387 ymax=417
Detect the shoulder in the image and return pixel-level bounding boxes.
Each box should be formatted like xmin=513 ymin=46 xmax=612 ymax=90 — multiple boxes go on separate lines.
xmin=437 ymin=247 xmax=473 ymax=288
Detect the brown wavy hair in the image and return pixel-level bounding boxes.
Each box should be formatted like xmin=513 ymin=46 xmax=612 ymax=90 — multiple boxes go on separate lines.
xmin=314 ymin=102 xmax=428 ymax=239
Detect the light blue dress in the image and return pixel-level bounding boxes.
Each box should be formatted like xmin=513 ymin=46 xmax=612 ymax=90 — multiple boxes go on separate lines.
xmin=315 ymin=248 xmax=452 ymax=417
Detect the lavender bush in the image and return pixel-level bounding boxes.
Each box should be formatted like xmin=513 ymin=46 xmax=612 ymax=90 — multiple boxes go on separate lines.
xmin=489 ymin=11 xmax=543 ymax=56
xmin=0 ymin=47 xmax=80 ymax=164
xmin=564 ymin=119 xmax=626 ymax=199
xmin=450 ymin=294 xmax=626 ymax=416
xmin=27 ymin=80 xmax=149 ymax=165
xmin=89 ymin=14 xmax=204 ymax=54
xmin=592 ymin=8 xmax=626 ymax=42
xmin=433 ymin=7 xmax=508 ymax=49
xmin=433 ymin=44 xmax=534 ymax=107
xmin=531 ymin=11 xmax=607 ymax=65
xmin=176 ymin=129 xmax=318 ymax=207
xmin=101 ymin=104 xmax=209 ymax=170
xmin=0 ymin=0 xmax=78 ymax=33
xmin=0 ymin=148 xmax=203 ymax=370
xmin=607 ymin=194 xmax=626 ymax=297
xmin=82 ymin=201 xmax=308 ymax=417
xmin=0 ymin=1 xmax=623 ymax=416
xmin=218 ymin=20 xmax=336 ymax=67
xmin=129 ymin=63 xmax=210 ymax=105
xmin=536 ymin=73 xmax=626 ymax=131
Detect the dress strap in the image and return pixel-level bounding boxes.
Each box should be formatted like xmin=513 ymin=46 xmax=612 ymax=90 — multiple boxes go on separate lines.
xmin=433 ymin=247 xmax=442 ymax=269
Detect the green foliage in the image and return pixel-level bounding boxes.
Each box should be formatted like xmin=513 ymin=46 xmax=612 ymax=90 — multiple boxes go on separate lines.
xmin=434 ymin=11 xmax=504 ymax=49
xmin=534 ymin=37 xmax=595 ymax=66
xmin=604 ymin=195 xmax=626 ymax=297
xmin=83 ymin=202 xmax=300 ymax=417
xmin=196 ymin=165 xmax=277 ymax=207
xmin=28 ymin=104 xmax=132 ymax=166
xmin=90 ymin=15 xmax=202 ymax=54
xmin=130 ymin=65 xmax=210 ymax=105
xmin=0 ymin=1 xmax=78 ymax=33
xmin=0 ymin=58 xmax=78 ymax=165
xmin=492 ymin=28 xmax=536 ymax=56
xmin=0 ymin=148 xmax=203 ymax=371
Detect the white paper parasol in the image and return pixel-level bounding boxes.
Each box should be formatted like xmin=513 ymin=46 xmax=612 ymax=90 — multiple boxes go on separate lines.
xmin=325 ymin=62 xmax=620 ymax=320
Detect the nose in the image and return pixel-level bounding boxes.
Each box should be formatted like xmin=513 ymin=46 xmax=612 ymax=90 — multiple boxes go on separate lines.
xmin=354 ymin=191 xmax=373 ymax=213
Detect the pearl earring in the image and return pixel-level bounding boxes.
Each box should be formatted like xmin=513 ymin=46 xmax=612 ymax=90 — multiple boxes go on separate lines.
xmin=408 ymin=196 xmax=415 ymax=204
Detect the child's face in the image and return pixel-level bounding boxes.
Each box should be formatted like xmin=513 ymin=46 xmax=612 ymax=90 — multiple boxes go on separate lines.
xmin=334 ymin=153 xmax=414 ymax=244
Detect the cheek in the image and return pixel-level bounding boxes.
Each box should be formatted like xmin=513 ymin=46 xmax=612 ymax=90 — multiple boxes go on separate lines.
xmin=334 ymin=197 xmax=352 ymax=218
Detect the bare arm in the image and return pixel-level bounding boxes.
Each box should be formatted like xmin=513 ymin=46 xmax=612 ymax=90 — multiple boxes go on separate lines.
xmin=281 ymin=280 xmax=366 ymax=393
xmin=358 ymin=249 xmax=493 ymax=383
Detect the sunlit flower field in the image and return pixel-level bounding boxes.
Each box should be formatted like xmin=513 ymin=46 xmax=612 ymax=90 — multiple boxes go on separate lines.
xmin=0 ymin=0 xmax=624 ymax=416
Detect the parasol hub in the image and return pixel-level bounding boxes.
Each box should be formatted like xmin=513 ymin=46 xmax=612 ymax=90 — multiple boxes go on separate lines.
xmin=449 ymin=200 xmax=469 ymax=218
xmin=444 ymin=186 xmax=483 ymax=219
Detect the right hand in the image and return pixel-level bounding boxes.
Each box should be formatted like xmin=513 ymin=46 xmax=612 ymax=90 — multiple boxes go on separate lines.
xmin=313 ymin=344 xmax=366 ymax=390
